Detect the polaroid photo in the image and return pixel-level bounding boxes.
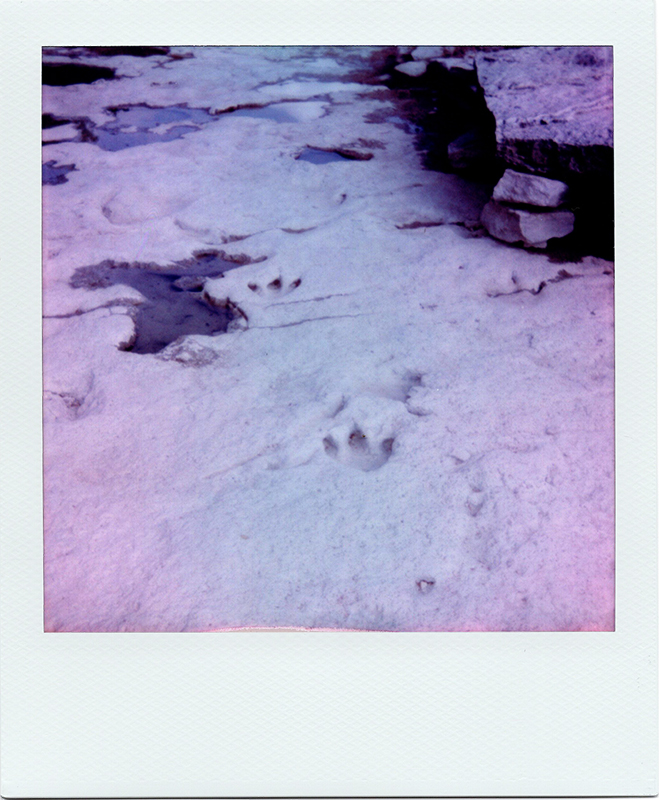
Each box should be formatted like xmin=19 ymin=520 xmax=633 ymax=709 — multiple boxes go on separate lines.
xmin=0 ymin=0 xmax=656 ymax=797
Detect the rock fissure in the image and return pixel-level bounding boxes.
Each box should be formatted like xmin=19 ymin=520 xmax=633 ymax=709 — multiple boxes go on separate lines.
xmin=250 ymin=313 xmax=371 ymax=330
xmin=379 ymin=46 xmax=613 ymax=259
xmin=43 ymin=300 xmax=141 ymax=319
xmin=268 ymin=292 xmax=356 ymax=306
xmin=487 ymin=269 xmax=584 ymax=298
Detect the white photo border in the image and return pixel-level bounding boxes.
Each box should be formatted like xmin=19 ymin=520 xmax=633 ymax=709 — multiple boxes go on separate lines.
xmin=1 ymin=0 xmax=656 ymax=796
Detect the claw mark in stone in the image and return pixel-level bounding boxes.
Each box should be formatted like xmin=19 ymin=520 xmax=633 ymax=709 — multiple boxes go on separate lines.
xmin=323 ymin=425 xmax=396 ymax=472
xmin=321 ymin=395 xmax=407 ymax=472
xmin=466 ymin=484 xmax=485 ymax=516
xmin=246 ymin=277 xmax=302 ymax=297
xmin=323 ymin=436 xmax=339 ymax=456
xmin=348 ymin=427 xmax=368 ymax=452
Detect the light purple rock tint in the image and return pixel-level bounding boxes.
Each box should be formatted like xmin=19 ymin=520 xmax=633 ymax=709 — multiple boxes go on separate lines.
xmin=42 ymin=46 xmax=613 ymax=632
xmin=481 ymin=200 xmax=575 ymax=247
xmin=492 ymin=169 xmax=569 ymax=208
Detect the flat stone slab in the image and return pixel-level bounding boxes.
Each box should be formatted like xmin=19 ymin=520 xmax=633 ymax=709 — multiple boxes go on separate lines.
xmin=492 ymin=169 xmax=569 ymax=208
xmin=394 ymin=60 xmax=428 ymax=77
xmin=481 ymin=200 xmax=575 ymax=248
xmin=475 ymin=46 xmax=613 ymax=175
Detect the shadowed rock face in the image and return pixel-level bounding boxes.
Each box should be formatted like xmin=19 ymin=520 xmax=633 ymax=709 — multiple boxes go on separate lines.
xmin=382 ymin=58 xmax=499 ymax=178
xmin=385 ymin=45 xmax=613 ymax=258
xmin=476 ymin=47 xmax=612 ymax=162
xmin=42 ymin=62 xmax=116 ymax=86
xmin=474 ymin=46 xmax=613 ymax=259
xmin=84 ymin=46 xmax=170 ymax=58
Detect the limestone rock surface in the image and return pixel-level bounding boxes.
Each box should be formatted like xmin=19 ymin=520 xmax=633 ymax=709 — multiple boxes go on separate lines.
xmin=475 ymin=46 xmax=613 ymax=176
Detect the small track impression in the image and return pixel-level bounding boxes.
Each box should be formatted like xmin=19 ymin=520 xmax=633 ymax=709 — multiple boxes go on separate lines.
xmin=247 ymin=276 xmax=302 ymax=297
xmin=323 ymin=427 xmax=395 ymax=472
xmin=320 ymin=395 xmax=406 ymax=472
xmin=416 ymin=577 xmax=436 ymax=594
xmin=465 ymin=486 xmax=485 ymax=517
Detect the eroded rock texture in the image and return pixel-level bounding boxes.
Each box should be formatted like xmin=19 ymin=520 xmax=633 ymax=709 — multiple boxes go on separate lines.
xmin=475 ymin=46 xmax=613 ymax=173
xmin=475 ymin=46 xmax=613 ymax=257
xmin=492 ymin=169 xmax=570 ymax=208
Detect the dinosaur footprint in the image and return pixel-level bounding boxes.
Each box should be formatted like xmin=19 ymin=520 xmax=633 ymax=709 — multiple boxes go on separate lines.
xmin=321 ymin=395 xmax=407 ymax=472
xmin=323 ymin=425 xmax=395 ymax=472
xmin=247 ymin=276 xmax=302 ymax=297
xmin=203 ymin=269 xmax=303 ymax=329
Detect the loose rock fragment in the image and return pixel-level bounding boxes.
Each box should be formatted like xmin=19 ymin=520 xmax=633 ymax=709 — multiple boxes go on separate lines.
xmin=394 ymin=60 xmax=428 ymax=77
xmin=492 ymin=169 xmax=570 ymax=208
xmin=480 ymin=200 xmax=575 ymax=248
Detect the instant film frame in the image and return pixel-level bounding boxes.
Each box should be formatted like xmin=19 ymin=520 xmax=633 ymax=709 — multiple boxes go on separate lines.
xmin=1 ymin=0 xmax=656 ymax=796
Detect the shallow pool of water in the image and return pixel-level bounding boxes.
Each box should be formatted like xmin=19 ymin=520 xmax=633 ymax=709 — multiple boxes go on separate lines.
xmin=89 ymin=105 xmax=219 ymax=152
xmin=69 ymin=256 xmax=243 ymax=354
xmin=296 ymin=147 xmax=350 ymax=164
xmin=227 ymin=105 xmax=298 ymax=123
xmin=42 ymin=160 xmax=76 ymax=185
xmin=94 ymin=124 xmax=206 ymax=151
xmin=109 ymin=105 xmax=215 ymax=129
xmin=43 ymin=102 xmax=308 ymax=154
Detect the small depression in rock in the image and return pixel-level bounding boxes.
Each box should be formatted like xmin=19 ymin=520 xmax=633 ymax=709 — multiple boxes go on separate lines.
xmin=85 ymin=104 xmax=221 ymax=151
xmin=42 ymin=160 xmax=76 ymax=185
xmin=296 ymin=148 xmax=351 ymax=164
xmin=69 ymin=254 xmax=244 ymax=354
xmin=226 ymin=105 xmax=299 ymax=123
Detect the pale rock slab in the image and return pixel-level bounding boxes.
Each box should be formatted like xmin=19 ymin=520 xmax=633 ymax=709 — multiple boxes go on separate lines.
xmin=480 ymin=200 xmax=575 ymax=248
xmin=432 ymin=55 xmax=476 ymax=71
xmin=410 ymin=46 xmax=448 ymax=61
xmin=492 ymin=169 xmax=569 ymax=208
xmin=475 ymin=46 xmax=613 ymax=174
xmin=394 ymin=60 xmax=428 ymax=77
xmin=42 ymin=123 xmax=79 ymax=142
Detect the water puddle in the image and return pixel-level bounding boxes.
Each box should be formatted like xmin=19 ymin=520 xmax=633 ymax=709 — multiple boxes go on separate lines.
xmin=92 ymin=123 xmax=203 ymax=151
xmin=226 ymin=105 xmax=298 ymax=123
xmin=41 ymin=105 xmax=220 ymax=152
xmin=108 ymin=104 xmax=215 ymax=129
xmin=69 ymin=254 xmax=246 ymax=354
xmin=87 ymin=104 xmax=218 ymax=151
xmin=42 ymin=160 xmax=76 ymax=185
xmin=296 ymin=147 xmax=352 ymax=164
xmin=42 ymin=102 xmax=314 ymax=154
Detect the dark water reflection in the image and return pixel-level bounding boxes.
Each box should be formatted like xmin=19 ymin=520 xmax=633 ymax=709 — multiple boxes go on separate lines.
xmin=69 ymin=256 xmax=244 ymax=354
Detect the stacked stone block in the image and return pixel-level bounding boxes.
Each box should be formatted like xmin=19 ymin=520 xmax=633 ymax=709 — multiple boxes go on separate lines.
xmin=480 ymin=169 xmax=574 ymax=248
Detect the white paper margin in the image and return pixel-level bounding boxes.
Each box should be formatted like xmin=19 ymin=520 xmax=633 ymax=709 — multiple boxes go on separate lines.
xmin=0 ymin=1 xmax=656 ymax=797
